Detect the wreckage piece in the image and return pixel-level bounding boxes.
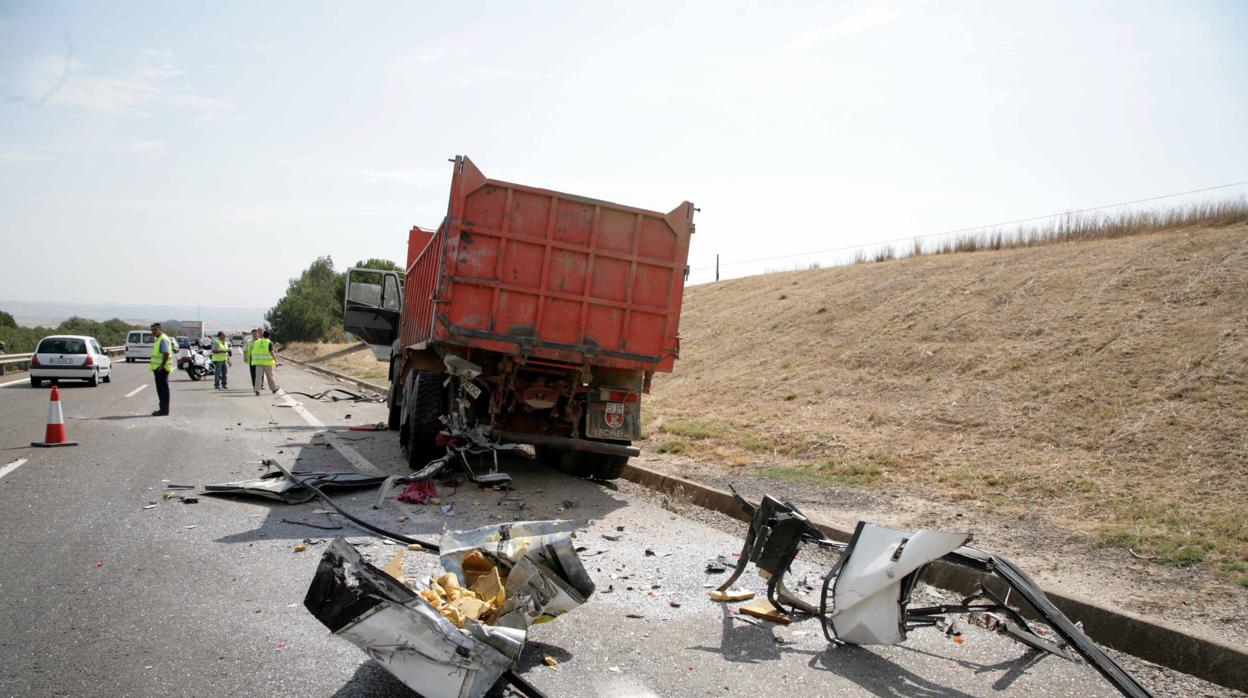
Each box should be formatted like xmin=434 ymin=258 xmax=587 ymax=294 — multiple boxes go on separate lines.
xmin=202 ymin=470 xmax=388 ymax=504
xmin=829 ymin=522 xmax=971 ymax=645
xmin=305 ymin=539 xmax=522 ymax=698
xmin=306 ymin=521 xmax=592 ymax=698
xmin=440 ymin=520 xmax=596 ymax=626
xmin=711 ymin=489 xmax=844 ymax=615
xmin=725 ymin=491 xmax=1154 ymax=698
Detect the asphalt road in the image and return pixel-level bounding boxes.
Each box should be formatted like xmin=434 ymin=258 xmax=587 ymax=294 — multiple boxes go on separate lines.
xmin=0 ymin=361 xmax=1219 ymax=697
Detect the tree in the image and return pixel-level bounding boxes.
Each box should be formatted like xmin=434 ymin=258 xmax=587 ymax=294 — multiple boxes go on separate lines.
xmin=266 ymin=256 xmax=342 ymax=343
xmin=0 ymin=310 xmax=15 ymax=328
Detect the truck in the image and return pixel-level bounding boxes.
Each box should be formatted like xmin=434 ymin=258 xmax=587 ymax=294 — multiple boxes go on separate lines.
xmin=344 ymin=156 xmax=695 ymax=480
xmin=182 ymin=321 xmax=204 ymax=342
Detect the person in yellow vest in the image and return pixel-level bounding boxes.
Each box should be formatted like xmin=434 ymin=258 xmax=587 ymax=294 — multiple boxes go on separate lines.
xmin=244 ymin=328 xmax=263 ymax=391
xmin=251 ymin=329 xmax=280 ymax=395
xmin=210 ymin=331 xmax=231 ymax=389
xmin=149 ymin=322 xmax=174 ymax=416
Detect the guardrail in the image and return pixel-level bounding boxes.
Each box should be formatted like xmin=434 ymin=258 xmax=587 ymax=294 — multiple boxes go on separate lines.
xmin=0 ymin=346 xmax=125 ymax=374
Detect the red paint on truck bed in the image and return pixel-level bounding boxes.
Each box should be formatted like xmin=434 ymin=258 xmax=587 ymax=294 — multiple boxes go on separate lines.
xmin=400 ymin=157 xmax=694 ymax=373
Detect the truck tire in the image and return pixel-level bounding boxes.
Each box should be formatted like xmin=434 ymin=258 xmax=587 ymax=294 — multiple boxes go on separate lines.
xmin=405 ymin=370 xmax=446 ymax=470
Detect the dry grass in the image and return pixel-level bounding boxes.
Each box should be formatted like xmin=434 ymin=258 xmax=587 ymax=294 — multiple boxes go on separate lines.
xmin=281 ymin=341 xmax=388 ymax=381
xmin=647 ymin=221 xmax=1248 ymax=580
xmin=916 ymin=199 xmax=1248 ymax=259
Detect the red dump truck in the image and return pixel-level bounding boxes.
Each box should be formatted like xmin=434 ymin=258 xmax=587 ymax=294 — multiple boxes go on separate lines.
xmin=344 ymin=156 xmax=695 ymax=479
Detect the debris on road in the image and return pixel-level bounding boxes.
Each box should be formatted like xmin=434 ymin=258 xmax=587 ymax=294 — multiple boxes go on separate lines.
xmin=348 ymin=422 xmax=387 ymax=431
xmin=709 ymin=588 xmax=755 ymax=602
xmin=716 ymin=489 xmax=1155 ymax=698
xmin=287 ymin=388 xmax=384 ymax=403
xmin=382 ymin=548 xmax=405 ymax=580
xmin=280 ymin=516 xmax=343 ymax=531
xmin=304 ymin=520 xmax=592 ymax=698
xmin=293 ymin=544 xmax=307 ymax=553
xmin=202 ymin=470 xmax=387 ymax=504
xmin=395 ymin=479 xmax=438 ymax=504
xmin=705 ymin=555 xmax=731 ymax=574
xmin=543 ymin=656 xmax=558 ymax=667
xmin=738 ymin=597 xmax=790 ymax=625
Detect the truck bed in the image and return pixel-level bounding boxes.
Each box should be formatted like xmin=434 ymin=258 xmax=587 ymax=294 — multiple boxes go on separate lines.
xmin=400 ymin=157 xmax=695 ymax=373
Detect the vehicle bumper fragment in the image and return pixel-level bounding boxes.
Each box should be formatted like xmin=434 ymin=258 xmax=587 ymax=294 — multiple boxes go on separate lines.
xmin=715 ymin=487 xmax=1155 ymax=698
xmin=305 ymin=520 xmax=592 ymax=698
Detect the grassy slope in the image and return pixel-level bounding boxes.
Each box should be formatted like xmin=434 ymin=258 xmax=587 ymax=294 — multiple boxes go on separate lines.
xmin=645 ymin=224 xmax=1248 ymax=580
xmin=280 ymin=341 xmax=388 ymax=381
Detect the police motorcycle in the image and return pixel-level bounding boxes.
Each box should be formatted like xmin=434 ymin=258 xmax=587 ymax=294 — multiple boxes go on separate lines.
xmin=178 ymin=337 xmax=221 ymax=381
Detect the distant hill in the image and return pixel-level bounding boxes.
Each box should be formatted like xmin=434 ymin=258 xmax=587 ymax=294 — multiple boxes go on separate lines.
xmin=646 ymin=222 xmax=1248 ymax=578
xmin=0 ymin=300 xmax=266 ymax=332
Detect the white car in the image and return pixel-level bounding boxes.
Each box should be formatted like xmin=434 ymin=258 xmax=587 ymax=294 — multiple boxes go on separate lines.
xmin=30 ymin=335 xmax=113 ymax=387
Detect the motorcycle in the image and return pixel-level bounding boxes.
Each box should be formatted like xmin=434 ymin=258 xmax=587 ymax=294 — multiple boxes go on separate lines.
xmin=178 ymin=346 xmax=215 ymax=381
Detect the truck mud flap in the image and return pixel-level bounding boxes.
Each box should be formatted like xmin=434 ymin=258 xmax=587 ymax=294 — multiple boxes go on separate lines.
xmin=717 ymin=489 xmax=1154 ymax=698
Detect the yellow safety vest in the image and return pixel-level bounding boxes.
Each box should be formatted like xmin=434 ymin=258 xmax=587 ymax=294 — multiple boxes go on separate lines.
xmin=150 ymin=334 xmax=174 ymax=372
xmin=251 ymin=338 xmax=275 ymax=366
xmin=212 ymin=338 xmax=229 ymax=362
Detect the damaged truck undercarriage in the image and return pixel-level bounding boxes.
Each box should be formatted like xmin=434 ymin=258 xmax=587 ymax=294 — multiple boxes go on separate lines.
xmin=713 ymin=489 xmax=1154 ymax=698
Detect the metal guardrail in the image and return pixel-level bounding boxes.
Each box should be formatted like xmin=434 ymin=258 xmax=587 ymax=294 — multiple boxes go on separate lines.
xmin=0 ymin=345 xmax=125 ymax=372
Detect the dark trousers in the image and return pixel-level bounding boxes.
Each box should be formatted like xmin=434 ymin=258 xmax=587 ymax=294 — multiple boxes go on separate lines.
xmin=249 ymin=364 xmax=257 ymax=389
xmin=154 ymin=368 xmax=170 ymax=413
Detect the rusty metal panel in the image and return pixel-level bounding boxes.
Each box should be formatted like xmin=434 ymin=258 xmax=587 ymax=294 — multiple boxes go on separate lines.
xmin=402 ymin=156 xmax=694 ymax=373
xmin=400 ymin=225 xmax=443 ymax=349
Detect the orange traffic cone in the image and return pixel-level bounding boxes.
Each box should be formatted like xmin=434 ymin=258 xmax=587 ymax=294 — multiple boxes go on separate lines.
xmin=32 ymin=385 xmax=78 ymax=448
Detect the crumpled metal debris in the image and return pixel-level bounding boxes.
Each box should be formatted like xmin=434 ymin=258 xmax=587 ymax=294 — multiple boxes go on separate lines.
xmin=304 ymin=520 xmax=593 ymax=698
xmin=202 ymin=470 xmax=387 ymax=504
xmin=716 ymin=489 xmax=1154 ymax=698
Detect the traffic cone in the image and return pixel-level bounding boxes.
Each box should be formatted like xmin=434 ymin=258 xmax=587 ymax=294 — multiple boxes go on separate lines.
xmin=32 ymin=385 xmax=78 ymax=448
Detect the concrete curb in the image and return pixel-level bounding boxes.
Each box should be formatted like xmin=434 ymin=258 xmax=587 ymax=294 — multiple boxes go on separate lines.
xmin=620 ymin=463 xmax=1248 ymax=693
xmin=282 ymin=356 xmax=390 ymax=395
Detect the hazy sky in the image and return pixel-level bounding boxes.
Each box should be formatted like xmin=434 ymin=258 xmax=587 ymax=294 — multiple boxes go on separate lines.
xmin=2 ymin=1 xmax=1246 ymax=308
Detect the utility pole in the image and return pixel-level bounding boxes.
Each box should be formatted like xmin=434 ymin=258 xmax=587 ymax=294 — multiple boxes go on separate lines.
xmin=715 ymin=254 xmax=720 ymax=282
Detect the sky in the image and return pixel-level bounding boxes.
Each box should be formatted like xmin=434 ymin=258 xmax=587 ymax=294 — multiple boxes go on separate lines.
xmin=1 ymin=0 xmax=1246 ymax=308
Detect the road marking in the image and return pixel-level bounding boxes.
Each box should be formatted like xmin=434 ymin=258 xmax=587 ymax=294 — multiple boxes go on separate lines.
xmin=277 ymin=391 xmax=384 ymax=476
xmin=0 ymin=377 xmax=29 ymax=388
xmin=0 ymin=459 xmax=29 ymax=481
xmin=124 ymin=384 xmax=148 ymax=398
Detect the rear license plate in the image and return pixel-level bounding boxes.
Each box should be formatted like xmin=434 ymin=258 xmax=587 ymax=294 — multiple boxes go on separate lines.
xmin=51 ymin=357 xmax=72 ymax=365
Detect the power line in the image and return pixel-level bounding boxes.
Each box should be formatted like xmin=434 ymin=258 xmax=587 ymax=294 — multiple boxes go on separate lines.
xmin=691 ymin=178 xmax=1248 ymax=273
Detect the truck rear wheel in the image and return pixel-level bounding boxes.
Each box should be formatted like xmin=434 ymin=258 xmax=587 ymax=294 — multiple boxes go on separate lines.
xmin=404 ymin=370 xmax=446 ymax=470
xmin=537 ymin=444 xmax=630 ymax=481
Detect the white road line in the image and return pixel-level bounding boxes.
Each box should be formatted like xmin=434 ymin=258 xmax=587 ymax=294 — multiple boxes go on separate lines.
xmin=276 ymin=391 xmax=384 ymax=476
xmin=0 ymin=459 xmax=29 ymax=481
xmin=0 ymin=377 xmax=30 ymax=388
xmin=124 ymin=384 xmax=148 ymax=398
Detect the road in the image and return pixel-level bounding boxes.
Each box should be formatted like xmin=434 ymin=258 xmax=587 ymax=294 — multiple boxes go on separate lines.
xmin=0 ymin=361 xmax=1220 ymax=697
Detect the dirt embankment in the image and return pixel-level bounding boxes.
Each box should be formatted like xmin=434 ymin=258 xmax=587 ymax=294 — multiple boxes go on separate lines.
xmin=641 ymin=223 xmax=1248 ymax=642
xmin=281 ymin=341 xmax=388 ymax=382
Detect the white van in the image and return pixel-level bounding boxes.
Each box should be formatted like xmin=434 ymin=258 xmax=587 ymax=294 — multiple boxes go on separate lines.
xmin=124 ymin=330 xmax=156 ymax=362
